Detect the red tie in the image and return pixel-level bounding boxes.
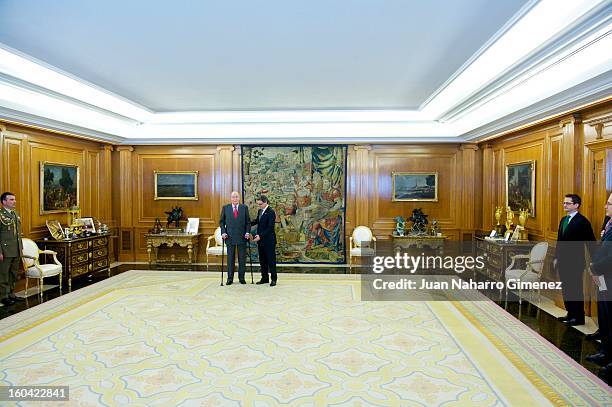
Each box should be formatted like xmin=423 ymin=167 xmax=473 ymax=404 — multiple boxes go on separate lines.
xmin=233 ymin=206 xmax=238 ymax=219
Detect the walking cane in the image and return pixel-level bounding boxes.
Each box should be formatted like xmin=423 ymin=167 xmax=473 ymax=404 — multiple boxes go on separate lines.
xmin=220 ymin=237 xmax=225 ymax=286
xmin=247 ymin=235 xmax=254 ymax=284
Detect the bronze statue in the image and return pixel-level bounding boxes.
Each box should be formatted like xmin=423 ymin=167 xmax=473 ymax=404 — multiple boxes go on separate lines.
xmin=165 ymin=207 xmax=184 ymax=228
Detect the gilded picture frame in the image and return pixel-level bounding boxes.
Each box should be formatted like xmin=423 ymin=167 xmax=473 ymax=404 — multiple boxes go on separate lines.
xmin=40 ymin=162 xmax=79 ymax=214
xmin=154 ymin=171 xmax=199 ymax=200
xmin=392 ymin=172 xmax=438 ymax=202
xmin=505 ymin=160 xmax=536 ymax=217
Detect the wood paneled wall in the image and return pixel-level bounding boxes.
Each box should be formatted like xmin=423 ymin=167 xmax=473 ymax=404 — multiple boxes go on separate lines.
xmin=478 ymin=102 xmax=612 ymax=238
xmin=0 ymin=121 xmax=113 ymax=244
xmin=3 ymin=100 xmax=610 ymax=268
xmin=477 ymin=101 xmax=612 ymax=313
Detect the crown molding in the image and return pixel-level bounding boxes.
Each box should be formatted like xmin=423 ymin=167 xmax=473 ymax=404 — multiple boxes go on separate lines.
xmin=461 ymin=72 xmax=612 ymax=141
xmin=0 ymin=106 xmax=124 ymax=144
xmin=420 ymin=0 xmax=541 ymax=109
xmin=439 ymin=2 xmax=612 ymax=122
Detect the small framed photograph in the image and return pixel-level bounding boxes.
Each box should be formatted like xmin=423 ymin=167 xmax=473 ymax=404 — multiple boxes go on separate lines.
xmin=186 ymin=217 xmax=200 ymax=235
xmin=511 ymin=226 xmax=522 ymax=241
xmin=489 ymin=230 xmax=497 ymax=238
xmin=504 ymin=231 xmax=512 ymax=241
xmin=45 ymin=220 xmax=65 ymax=240
xmin=75 ymin=217 xmax=96 ymax=233
xmin=154 ymin=171 xmax=198 ymax=200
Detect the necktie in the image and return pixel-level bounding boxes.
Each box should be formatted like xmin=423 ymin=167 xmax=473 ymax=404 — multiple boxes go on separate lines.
xmin=605 ymin=219 xmax=612 ymax=234
xmin=233 ymin=206 xmax=238 ymax=219
xmin=561 ymin=215 xmax=570 ymax=234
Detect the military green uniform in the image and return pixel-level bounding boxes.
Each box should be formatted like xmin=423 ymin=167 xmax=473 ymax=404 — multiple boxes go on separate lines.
xmin=0 ymin=206 xmax=22 ymax=299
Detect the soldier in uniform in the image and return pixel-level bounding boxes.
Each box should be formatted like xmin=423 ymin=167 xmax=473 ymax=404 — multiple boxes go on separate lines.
xmin=0 ymin=192 xmax=23 ymax=306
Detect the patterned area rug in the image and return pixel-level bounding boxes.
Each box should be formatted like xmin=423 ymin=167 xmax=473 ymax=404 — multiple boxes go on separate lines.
xmin=0 ymin=271 xmax=610 ymax=406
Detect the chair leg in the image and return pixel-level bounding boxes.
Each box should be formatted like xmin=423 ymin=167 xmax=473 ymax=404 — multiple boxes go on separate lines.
xmin=518 ymin=286 xmax=522 ymax=305
xmin=25 ymin=277 xmax=29 ymax=296
xmin=206 ymin=253 xmax=209 ymax=270
xmin=504 ymin=282 xmax=509 ymax=309
xmin=39 ymin=277 xmax=43 ymax=300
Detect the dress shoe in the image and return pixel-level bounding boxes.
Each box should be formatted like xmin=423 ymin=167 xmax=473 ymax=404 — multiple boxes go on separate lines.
xmin=270 ymin=281 xmax=277 ymax=286
xmin=8 ymin=294 xmax=24 ymax=302
xmin=586 ymin=352 xmax=609 ymax=366
xmin=564 ymin=318 xmax=585 ymax=326
xmin=598 ymin=362 xmax=612 ymax=381
xmin=256 ymin=280 xmax=269 ymax=285
xmin=586 ymin=330 xmax=601 ymax=340
xmin=1 ymin=298 xmax=15 ymax=306
xmin=557 ymin=315 xmax=570 ymax=322
xmin=226 ymin=281 xmax=233 ymax=286
xmin=239 ymin=280 xmax=247 ymax=284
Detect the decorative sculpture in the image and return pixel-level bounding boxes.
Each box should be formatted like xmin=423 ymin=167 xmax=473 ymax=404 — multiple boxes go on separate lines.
xmin=505 ymin=206 xmax=514 ymax=232
xmin=165 ymin=207 xmax=184 ymax=228
xmin=518 ymin=208 xmax=529 ymax=240
xmin=394 ymin=216 xmax=405 ymax=236
xmin=409 ymin=208 xmax=428 ymax=235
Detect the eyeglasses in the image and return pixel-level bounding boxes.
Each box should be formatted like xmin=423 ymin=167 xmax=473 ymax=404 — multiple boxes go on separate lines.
xmin=562 ymin=202 xmax=575 ymax=205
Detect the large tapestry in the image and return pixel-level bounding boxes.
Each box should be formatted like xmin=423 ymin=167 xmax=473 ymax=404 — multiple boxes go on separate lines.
xmin=242 ymin=145 xmax=347 ymax=263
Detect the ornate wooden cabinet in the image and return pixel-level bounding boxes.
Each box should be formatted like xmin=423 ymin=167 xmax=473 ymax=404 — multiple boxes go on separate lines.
xmin=37 ymin=234 xmax=110 ymax=289
xmin=475 ymin=237 xmax=532 ymax=281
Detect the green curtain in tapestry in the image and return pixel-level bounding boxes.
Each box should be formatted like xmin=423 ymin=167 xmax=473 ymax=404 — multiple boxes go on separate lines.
xmin=242 ymin=145 xmax=347 ymax=263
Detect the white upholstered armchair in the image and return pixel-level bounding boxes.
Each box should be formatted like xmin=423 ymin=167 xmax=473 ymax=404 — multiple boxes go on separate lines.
xmin=503 ymin=241 xmax=549 ymax=306
xmin=206 ymin=227 xmax=227 ymax=269
xmin=21 ymin=237 xmax=63 ymax=299
xmin=349 ymin=226 xmax=376 ymax=269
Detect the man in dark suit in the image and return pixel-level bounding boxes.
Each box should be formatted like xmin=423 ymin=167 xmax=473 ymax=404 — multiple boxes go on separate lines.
xmin=555 ymin=194 xmax=595 ymax=326
xmin=220 ymin=191 xmax=251 ymax=285
xmin=586 ymin=193 xmax=612 ymax=383
xmin=251 ymin=195 xmax=277 ymax=286
xmin=585 ymin=214 xmax=611 ymax=341
xmin=0 ymin=192 xmax=23 ymax=306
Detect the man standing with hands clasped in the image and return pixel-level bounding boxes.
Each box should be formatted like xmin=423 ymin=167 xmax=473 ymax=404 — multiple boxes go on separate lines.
xmin=554 ymin=194 xmax=595 ymax=326
xmin=220 ymin=191 xmax=251 ymax=285
xmin=0 ymin=192 xmax=24 ymax=306
xmin=251 ymin=195 xmax=277 ymax=286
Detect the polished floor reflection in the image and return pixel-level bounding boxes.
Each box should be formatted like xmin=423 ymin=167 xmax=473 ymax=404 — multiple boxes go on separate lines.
xmin=0 ymin=263 xmax=604 ymax=379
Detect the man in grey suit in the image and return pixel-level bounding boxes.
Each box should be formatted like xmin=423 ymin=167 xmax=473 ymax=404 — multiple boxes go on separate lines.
xmin=220 ymin=191 xmax=251 ymax=285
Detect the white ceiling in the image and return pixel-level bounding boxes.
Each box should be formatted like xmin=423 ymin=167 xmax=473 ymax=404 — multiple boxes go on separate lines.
xmin=0 ymin=0 xmax=610 ymax=143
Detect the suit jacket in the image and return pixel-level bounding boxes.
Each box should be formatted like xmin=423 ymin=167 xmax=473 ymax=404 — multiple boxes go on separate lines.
xmin=555 ymin=211 xmax=595 ymax=268
xmin=251 ymin=207 xmax=276 ymax=246
xmin=219 ymin=204 xmax=251 ymax=246
xmin=0 ymin=207 xmax=22 ymax=257
xmin=592 ymin=219 xmax=612 ymax=277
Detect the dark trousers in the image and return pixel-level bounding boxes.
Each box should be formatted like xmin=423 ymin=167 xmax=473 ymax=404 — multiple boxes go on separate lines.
xmin=597 ymin=277 xmax=611 ymax=356
xmin=0 ymin=256 xmax=19 ymax=298
xmin=257 ymin=243 xmax=277 ymax=282
xmin=559 ymin=266 xmax=585 ymax=320
xmin=226 ymin=244 xmax=246 ymax=282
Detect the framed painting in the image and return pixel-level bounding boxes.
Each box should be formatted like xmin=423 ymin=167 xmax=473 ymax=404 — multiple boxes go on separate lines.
xmin=154 ymin=171 xmax=198 ymax=200
xmin=392 ymin=172 xmax=438 ymax=202
xmin=40 ymin=162 xmax=79 ymax=214
xmin=506 ymin=160 xmax=535 ymax=216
